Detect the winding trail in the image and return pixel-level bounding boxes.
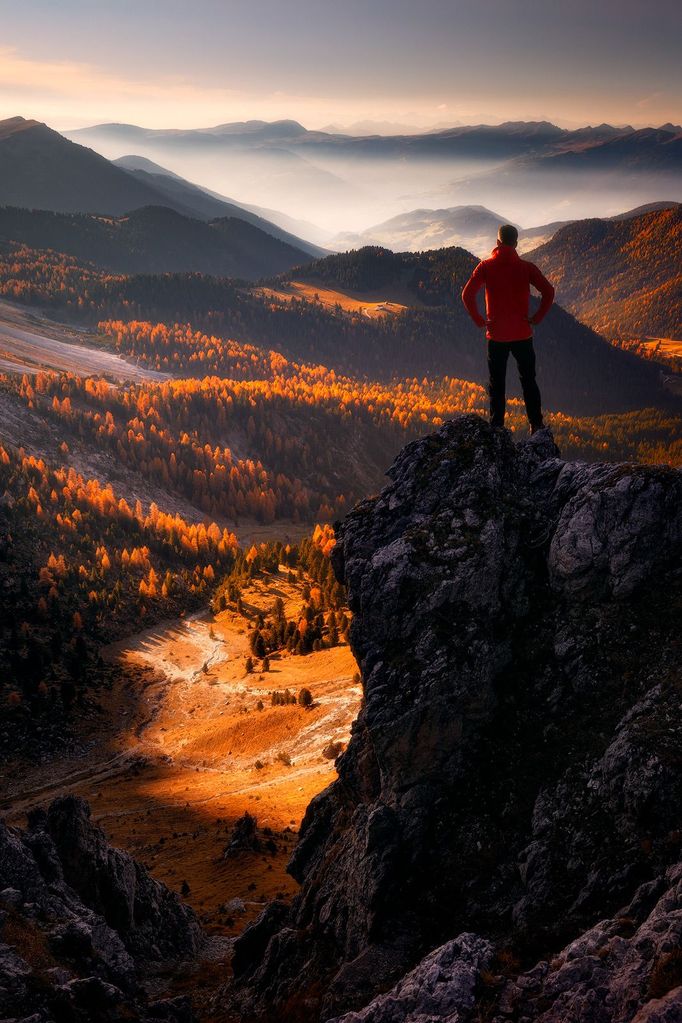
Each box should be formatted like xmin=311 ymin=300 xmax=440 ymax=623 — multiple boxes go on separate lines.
xmin=3 ymin=569 xmax=360 ymax=936
xmin=3 ymin=595 xmax=359 ymax=823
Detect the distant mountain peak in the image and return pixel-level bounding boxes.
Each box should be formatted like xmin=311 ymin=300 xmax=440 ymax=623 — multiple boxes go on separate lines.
xmin=207 ymin=118 xmax=307 ymax=133
xmin=0 ymin=115 xmax=45 ymax=138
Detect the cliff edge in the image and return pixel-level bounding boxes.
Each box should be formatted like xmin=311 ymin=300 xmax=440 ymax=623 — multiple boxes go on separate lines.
xmin=233 ymin=414 xmax=682 ymax=1022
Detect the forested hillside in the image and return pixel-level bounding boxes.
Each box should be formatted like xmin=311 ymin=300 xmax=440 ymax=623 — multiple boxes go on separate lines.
xmin=0 ymin=437 xmax=237 ymax=738
xmin=0 ymin=241 xmax=669 ymax=416
xmin=0 ymin=204 xmax=312 ymax=280
xmin=528 ymin=206 xmax=682 ymax=340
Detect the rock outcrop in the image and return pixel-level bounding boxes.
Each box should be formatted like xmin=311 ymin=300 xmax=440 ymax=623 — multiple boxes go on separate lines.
xmin=0 ymin=795 xmax=201 ymax=1022
xmin=233 ymin=415 xmax=682 ymax=1022
xmin=330 ymin=864 xmax=682 ymax=1023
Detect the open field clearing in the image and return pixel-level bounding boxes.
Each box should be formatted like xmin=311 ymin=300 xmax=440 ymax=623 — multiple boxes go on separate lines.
xmin=0 ymin=299 xmax=168 ymax=381
xmin=256 ymin=279 xmax=411 ymax=318
xmin=640 ymin=336 xmax=682 ymax=362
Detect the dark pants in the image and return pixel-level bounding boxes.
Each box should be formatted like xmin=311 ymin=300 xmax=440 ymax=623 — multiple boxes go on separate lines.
xmin=487 ymin=338 xmax=543 ymax=429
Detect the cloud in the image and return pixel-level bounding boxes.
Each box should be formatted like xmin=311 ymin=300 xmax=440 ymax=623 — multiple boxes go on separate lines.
xmin=0 ymin=46 xmax=239 ymax=108
xmin=635 ymin=91 xmax=664 ymax=109
xmin=0 ymin=45 xmax=437 ymax=130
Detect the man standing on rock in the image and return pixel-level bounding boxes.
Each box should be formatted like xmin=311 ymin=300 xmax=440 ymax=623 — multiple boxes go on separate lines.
xmin=461 ymin=224 xmax=555 ymax=433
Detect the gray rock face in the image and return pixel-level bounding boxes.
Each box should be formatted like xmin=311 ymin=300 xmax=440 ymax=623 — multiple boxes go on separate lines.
xmin=492 ymin=862 xmax=682 ymax=1023
xmin=330 ymin=864 xmax=682 ymax=1023
xmin=327 ymin=933 xmax=494 ymax=1023
xmin=0 ymin=795 xmax=201 ymax=1022
xmin=233 ymin=415 xmax=682 ymax=1021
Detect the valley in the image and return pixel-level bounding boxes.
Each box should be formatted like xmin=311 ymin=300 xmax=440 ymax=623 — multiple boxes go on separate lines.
xmin=0 ymin=90 xmax=681 ymax=1023
xmin=2 ymin=560 xmax=360 ymax=939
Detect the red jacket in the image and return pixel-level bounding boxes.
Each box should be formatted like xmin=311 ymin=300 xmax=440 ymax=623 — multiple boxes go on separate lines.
xmin=461 ymin=244 xmax=555 ymax=341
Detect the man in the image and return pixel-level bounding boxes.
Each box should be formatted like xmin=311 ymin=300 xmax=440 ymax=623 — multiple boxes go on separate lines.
xmin=461 ymin=224 xmax=555 ymax=433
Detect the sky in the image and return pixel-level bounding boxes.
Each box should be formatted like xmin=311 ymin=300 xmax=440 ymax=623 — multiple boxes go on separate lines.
xmin=0 ymin=0 xmax=680 ymax=132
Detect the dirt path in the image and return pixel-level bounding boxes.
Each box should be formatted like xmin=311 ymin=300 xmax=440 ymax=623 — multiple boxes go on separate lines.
xmin=4 ymin=568 xmax=360 ymax=937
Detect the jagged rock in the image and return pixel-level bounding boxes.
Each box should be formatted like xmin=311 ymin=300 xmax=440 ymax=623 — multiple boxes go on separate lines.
xmin=489 ymin=862 xmax=682 ymax=1022
xmin=327 ymin=933 xmax=494 ymax=1023
xmin=233 ymin=415 xmax=682 ymax=1021
xmin=329 ymin=864 xmax=682 ymax=1023
xmin=0 ymin=795 xmax=202 ymax=1021
xmin=224 ymin=812 xmax=261 ymax=857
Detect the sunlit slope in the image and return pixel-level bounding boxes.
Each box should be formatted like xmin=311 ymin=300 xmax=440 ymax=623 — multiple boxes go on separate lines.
xmin=0 ymin=225 xmax=673 ymax=413
xmin=2 ymin=554 xmax=360 ymax=936
xmin=272 ymin=246 xmax=671 ymax=412
xmin=528 ymin=206 xmax=682 ymax=341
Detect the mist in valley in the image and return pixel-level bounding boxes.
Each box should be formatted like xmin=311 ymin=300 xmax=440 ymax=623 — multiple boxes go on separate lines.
xmin=66 ymin=120 xmax=682 ymax=249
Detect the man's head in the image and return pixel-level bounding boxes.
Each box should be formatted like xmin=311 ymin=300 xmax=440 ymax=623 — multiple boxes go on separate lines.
xmin=498 ymin=224 xmax=518 ymax=248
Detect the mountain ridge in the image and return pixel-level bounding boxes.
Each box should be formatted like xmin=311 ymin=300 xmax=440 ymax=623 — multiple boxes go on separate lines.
xmin=0 ymin=203 xmax=314 ymax=280
xmin=527 ymin=205 xmax=682 ymax=340
xmin=331 ymin=201 xmax=681 ymax=257
xmin=113 ymin=153 xmax=326 ymax=253
xmin=0 ymin=116 xmax=320 ymax=256
xmin=65 ymin=117 xmax=682 ymax=236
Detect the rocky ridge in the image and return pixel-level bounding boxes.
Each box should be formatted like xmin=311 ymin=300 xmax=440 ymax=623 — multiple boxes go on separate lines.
xmin=0 ymin=795 xmax=202 ymax=1022
xmin=232 ymin=415 xmax=682 ymax=1022
xmin=330 ymin=863 xmax=682 ymax=1022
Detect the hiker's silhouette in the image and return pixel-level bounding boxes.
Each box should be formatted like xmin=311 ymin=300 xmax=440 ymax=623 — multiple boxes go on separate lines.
xmin=462 ymin=223 xmax=555 ymax=432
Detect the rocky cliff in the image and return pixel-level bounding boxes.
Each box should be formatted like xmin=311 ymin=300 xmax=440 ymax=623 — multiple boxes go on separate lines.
xmin=233 ymin=415 xmax=682 ymax=1022
xmin=0 ymin=795 xmax=201 ymax=1022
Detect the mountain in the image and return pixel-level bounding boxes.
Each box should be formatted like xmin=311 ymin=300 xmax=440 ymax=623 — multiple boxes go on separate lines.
xmin=66 ymin=118 xmax=682 ymax=236
xmin=233 ymin=415 xmax=682 ymax=1020
xmin=331 ymin=200 xmax=682 ymax=263
xmin=2 ymin=237 xmax=665 ymax=415
xmin=444 ymin=126 xmax=682 ymax=222
xmin=112 ymin=154 xmax=326 ymax=254
xmin=0 ymin=204 xmax=314 ymax=279
xmin=0 ymin=116 xmax=185 ymax=216
xmin=66 ymin=119 xmax=365 ymax=229
xmin=533 ymin=125 xmax=682 ymax=173
xmin=527 ymin=206 xmax=682 ymax=340
xmin=330 ymin=205 xmax=514 ymax=256
xmin=1 ymin=235 xmax=666 ymax=415
xmin=67 ymin=118 xmax=569 ymax=157
xmin=272 ymin=248 xmax=667 ymax=412
xmin=517 ymin=199 xmax=681 ymax=249
xmin=0 ymin=116 xmax=320 ymax=257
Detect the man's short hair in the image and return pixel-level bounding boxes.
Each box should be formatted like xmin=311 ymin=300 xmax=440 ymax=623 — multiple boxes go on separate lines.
xmin=498 ymin=224 xmax=519 ymax=246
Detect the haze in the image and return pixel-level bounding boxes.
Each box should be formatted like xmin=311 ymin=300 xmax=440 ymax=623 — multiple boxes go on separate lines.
xmin=1 ymin=0 xmax=681 ymax=237
xmin=2 ymin=0 xmax=680 ymax=131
